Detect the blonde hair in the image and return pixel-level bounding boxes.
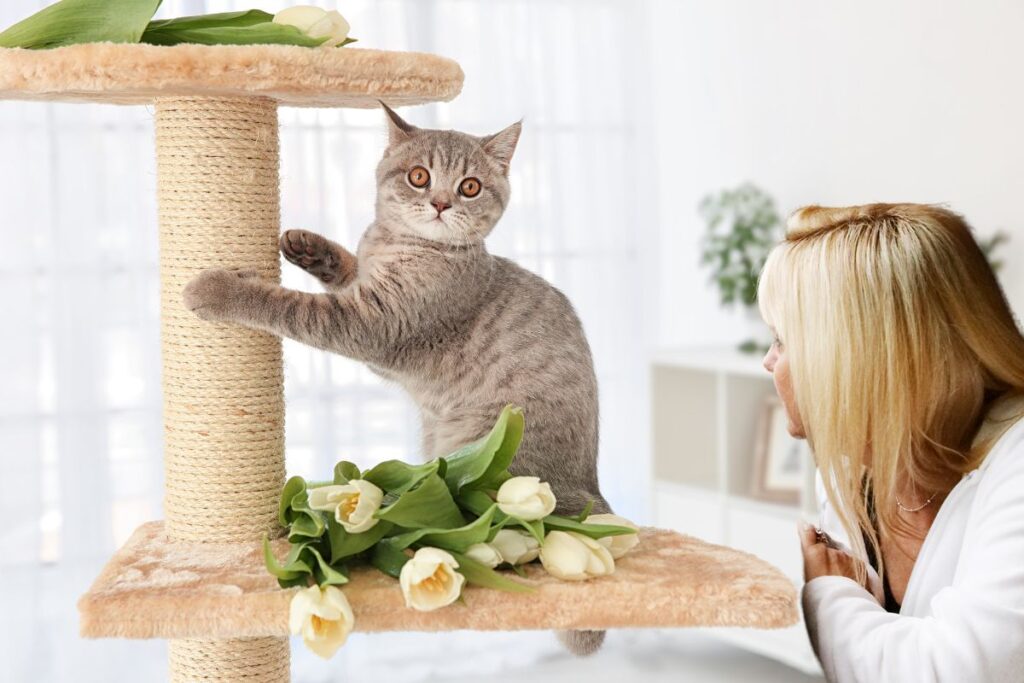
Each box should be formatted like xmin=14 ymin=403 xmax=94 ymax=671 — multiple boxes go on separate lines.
xmin=758 ymin=203 xmax=1024 ymax=586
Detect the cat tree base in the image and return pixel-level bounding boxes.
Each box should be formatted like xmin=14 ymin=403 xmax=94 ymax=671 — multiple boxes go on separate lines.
xmin=79 ymin=522 xmax=799 ymax=639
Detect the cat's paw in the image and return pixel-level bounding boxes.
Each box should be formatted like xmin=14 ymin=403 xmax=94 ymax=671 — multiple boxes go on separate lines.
xmin=182 ymin=268 xmax=259 ymax=321
xmin=280 ymin=229 xmax=343 ymax=283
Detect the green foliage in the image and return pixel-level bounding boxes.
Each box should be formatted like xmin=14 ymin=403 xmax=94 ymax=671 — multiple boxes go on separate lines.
xmin=699 ymin=183 xmax=782 ymax=308
xmin=0 ymin=0 xmax=162 ymax=49
xmin=265 ymin=404 xmax=635 ymax=595
xmin=141 ymin=12 xmax=354 ymax=48
xmin=374 ymin=474 xmax=466 ymax=529
xmin=0 ymin=1 xmax=357 ymax=50
xmin=443 ymin=405 xmax=524 ymax=494
xmin=979 ymin=230 xmax=1009 ymax=274
xmin=449 ymin=551 xmax=535 ymax=594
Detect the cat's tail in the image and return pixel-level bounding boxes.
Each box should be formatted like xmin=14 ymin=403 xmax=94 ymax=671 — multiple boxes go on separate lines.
xmin=556 ymin=629 xmax=606 ymax=657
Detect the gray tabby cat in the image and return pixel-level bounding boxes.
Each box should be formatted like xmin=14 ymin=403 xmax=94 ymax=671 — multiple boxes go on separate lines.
xmin=182 ymin=104 xmax=610 ymax=655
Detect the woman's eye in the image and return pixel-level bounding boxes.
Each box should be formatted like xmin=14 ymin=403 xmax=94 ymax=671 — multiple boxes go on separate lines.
xmin=772 ymin=336 xmax=784 ymax=350
xmin=459 ymin=177 xmax=482 ymax=198
xmin=408 ymin=166 xmax=430 ymax=188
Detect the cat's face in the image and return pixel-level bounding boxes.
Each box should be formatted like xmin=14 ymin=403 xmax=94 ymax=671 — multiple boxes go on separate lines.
xmin=375 ymin=104 xmax=521 ymax=245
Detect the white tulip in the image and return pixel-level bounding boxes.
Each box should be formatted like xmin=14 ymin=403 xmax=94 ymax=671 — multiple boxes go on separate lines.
xmin=496 ymin=476 xmax=557 ymax=521
xmin=586 ymin=513 xmax=641 ymax=559
xmin=308 ymin=480 xmax=383 ymax=533
xmin=273 ymin=6 xmax=351 ymax=47
xmin=539 ymin=530 xmax=615 ymax=581
xmin=465 ymin=542 xmax=502 ymax=568
xmin=289 ymin=584 xmax=354 ymax=659
xmin=490 ymin=528 xmax=540 ymax=565
xmin=399 ymin=547 xmax=466 ymax=611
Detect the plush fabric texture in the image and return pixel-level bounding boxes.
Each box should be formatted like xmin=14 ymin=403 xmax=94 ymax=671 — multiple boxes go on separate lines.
xmin=0 ymin=43 xmax=463 ymax=107
xmin=78 ymin=522 xmax=798 ymax=639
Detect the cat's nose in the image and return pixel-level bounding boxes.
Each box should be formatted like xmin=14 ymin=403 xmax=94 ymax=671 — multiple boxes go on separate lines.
xmin=432 ymin=200 xmax=452 ymax=214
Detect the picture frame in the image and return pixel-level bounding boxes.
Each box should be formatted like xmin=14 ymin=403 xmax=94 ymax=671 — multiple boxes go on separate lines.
xmin=751 ymin=395 xmax=809 ymax=505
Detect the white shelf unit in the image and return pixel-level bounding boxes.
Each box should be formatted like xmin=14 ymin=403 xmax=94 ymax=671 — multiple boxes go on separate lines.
xmin=650 ymin=347 xmax=822 ymax=676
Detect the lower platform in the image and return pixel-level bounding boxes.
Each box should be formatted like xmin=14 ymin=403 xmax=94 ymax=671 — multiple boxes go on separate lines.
xmin=78 ymin=521 xmax=798 ymax=639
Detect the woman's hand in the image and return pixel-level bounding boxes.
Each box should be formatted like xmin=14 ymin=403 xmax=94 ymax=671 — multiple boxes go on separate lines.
xmin=798 ymin=520 xmax=863 ymax=583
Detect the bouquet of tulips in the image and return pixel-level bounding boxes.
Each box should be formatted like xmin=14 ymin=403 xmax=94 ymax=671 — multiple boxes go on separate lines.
xmin=266 ymin=405 xmax=640 ymax=658
xmin=0 ymin=1 xmax=355 ymax=50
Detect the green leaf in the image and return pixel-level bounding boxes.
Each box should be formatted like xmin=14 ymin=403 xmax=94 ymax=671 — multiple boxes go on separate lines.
xmin=443 ymin=406 xmax=524 ymax=495
xmin=327 ymin=517 xmax=394 ymax=563
xmin=385 ymin=505 xmax=499 ymax=553
xmin=263 ymin=536 xmax=311 ymax=585
xmin=376 ymin=473 xmax=466 ymax=529
xmin=306 ymin=546 xmax=349 ymax=587
xmin=279 ymin=475 xmax=307 ymax=526
xmin=333 ymin=460 xmax=362 ymax=485
xmin=140 ymin=21 xmax=331 ymax=47
xmin=0 ymin=0 xmax=163 ymax=49
xmin=371 ymin=539 xmax=410 ymax=579
xmin=455 ymin=489 xmax=541 ymax=542
xmin=144 ymin=9 xmax=272 ymax=32
xmin=285 ymin=487 xmax=326 ymax=540
xmin=512 ymin=517 xmax=545 ymax=544
xmin=571 ymin=500 xmax=595 ymax=523
xmin=544 ymin=514 xmax=635 ymax=540
xmin=449 ymin=551 xmax=534 ymax=594
xmin=362 ymin=459 xmax=441 ymax=496
xmin=456 ymin=489 xmax=495 ymax=517
xmin=288 ymin=512 xmax=326 ymax=541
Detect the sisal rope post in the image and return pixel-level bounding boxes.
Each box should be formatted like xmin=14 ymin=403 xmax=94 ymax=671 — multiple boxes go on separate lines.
xmin=156 ymin=96 xmax=289 ymax=682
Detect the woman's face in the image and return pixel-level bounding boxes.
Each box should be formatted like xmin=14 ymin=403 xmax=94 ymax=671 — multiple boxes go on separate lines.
xmin=763 ymin=329 xmax=807 ymax=438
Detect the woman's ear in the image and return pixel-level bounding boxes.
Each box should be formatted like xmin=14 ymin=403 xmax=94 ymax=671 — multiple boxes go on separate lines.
xmin=379 ymin=101 xmax=419 ymax=146
xmin=481 ymin=120 xmax=522 ymax=173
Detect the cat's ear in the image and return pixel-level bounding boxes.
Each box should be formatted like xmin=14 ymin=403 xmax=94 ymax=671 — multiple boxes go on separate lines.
xmin=481 ymin=120 xmax=522 ymax=173
xmin=380 ymin=101 xmax=418 ymax=145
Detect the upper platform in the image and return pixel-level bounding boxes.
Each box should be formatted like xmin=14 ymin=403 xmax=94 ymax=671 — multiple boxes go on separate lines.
xmin=0 ymin=43 xmax=463 ymax=107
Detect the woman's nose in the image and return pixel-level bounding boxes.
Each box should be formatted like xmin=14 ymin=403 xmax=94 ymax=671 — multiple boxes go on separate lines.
xmin=763 ymin=349 xmax=775 ymax=373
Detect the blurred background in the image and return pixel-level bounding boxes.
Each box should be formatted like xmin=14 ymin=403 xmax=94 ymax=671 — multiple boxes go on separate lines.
xmin=1 ymin=0 xmax=1021 ymax=681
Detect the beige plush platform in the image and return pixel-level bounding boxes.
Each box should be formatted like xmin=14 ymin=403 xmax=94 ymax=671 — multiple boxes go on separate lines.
xmin=79 ymin=522 xmax=798 ymax=639
xmin=0 ymin=42 xmax=463 ymax=107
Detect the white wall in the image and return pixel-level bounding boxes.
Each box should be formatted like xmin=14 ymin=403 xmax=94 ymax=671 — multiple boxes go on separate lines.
xmin=648 ymin=0 xmax=1024 ymax=348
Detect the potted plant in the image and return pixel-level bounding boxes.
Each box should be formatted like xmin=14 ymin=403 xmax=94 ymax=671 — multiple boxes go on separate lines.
xmin=698 ymin=183 xmax=782 ymax=353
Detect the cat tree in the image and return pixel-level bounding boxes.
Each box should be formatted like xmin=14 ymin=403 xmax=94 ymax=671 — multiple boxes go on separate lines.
xmin=0 ymin=42 xmax=798 ymax=682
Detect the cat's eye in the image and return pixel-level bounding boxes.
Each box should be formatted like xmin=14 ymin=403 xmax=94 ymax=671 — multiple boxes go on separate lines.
xmin=459 ymin=177 xmax=482 ymax=198
xmin=408 ymin=166 xmax=431 ymax=189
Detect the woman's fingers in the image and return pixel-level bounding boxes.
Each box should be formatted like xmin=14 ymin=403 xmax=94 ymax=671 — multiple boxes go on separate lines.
xmin=798 ymin=520 xmax=819 ymax=551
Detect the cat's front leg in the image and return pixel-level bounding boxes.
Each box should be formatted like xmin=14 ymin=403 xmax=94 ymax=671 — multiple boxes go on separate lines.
xmin=181 ymin=268 xmax=264 ymax=323
xmin=183 ymin=268 xmax=389 ymax=363
xmin=280 ymin=229 xmax=357 ymax=291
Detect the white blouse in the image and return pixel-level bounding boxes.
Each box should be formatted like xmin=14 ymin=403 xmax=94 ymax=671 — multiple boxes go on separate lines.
xmin=803 ymin=398 xmax=1024 ymax=683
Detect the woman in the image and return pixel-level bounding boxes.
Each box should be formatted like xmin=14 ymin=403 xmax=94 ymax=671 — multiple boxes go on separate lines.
xmin=758 ymin=203 xmax=1024 ymax=682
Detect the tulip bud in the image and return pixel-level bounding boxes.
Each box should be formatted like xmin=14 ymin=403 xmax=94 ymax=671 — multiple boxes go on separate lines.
xmin=490 ymin=528 xmax=541 ymax=565
xmin=273 ymin=6 xmax=350 ymax=47
xmin=496 ymin=476 xmax=557 ymax=521
xmin=465 ymin=542 xmax=502 ymax=568
xmin=586 ymin=513 xmax=641 ymax=559
xmin=539 ymin=530 xmax=615 ymax=581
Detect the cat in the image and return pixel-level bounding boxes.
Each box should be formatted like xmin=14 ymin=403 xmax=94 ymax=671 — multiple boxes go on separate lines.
xmin=182 ymin=103 xmax=610 ymax=655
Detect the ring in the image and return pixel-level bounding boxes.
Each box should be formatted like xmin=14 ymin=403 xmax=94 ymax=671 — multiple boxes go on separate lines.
xmin=814 ymin=527 xmax=840 ymax=549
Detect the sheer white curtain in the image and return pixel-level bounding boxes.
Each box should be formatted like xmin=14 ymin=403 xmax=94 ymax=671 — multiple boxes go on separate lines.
xmin=0 ymin=1 xmax=654 ymax=680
